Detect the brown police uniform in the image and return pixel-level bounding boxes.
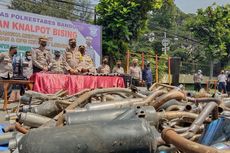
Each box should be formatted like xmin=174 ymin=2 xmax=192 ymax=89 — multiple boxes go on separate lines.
xmin=97 ymin=64 xmax=111 ymax=74
xmin=112 ymin=66 xmax=124 ymax=74
xmin=63 ymin=47 xmax=81 ymax=72
xmin=50 ymin=58 xmax=65 ymax=74
xmin=0 ymin=52 xmax=13 ymax=78
xmin=0 ymin=51 xmax=14 ymax=98
xmin=76 ymin=53 xmax=96 ymax=73
xmin=129 ymin=66 xmax=142 ymax=80
xmin=32 ymin=48 xmax=52 ymax=73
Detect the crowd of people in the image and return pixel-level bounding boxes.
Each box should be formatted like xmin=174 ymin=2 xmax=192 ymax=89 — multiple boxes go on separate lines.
xmin=0 ymin=36 xmax=154 ymax=98
xmin=1 ymin=35 xmax=229 ymax=97
xmin=193 ymin=69 xmax=230 ymax=96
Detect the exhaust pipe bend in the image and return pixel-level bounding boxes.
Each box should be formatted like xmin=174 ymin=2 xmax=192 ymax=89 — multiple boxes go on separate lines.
xmin=162 ymin=128 xmax=226 ymax=153
xmin=166 ymin=105 xmax=184 ymax=111
xmin=15 ymin=122 xmax=28 ymax=134
xmin=157 ymin=111 xmax=199 ymax=121
xmin=187 ymin=97 xmax=222 ymax=105
xmin=149 ymin=83 xmax=176 ymax=91
xmin=138 ymin=90 xmax=167 ymax=106
xmin=3 ymin=125 xmax=15 ymax=133
xmin=152 ymin=90 xmax=185 ymax=110
xmin=181 ymin=102 xmax=218 ymax=139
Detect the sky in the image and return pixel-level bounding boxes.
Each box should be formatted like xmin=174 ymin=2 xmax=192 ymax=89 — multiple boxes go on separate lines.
xmin=174 ymin=0 xmax=230 ymax=14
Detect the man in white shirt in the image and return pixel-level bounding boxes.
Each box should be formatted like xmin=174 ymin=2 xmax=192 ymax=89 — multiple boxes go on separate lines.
xmin=193 ymin=70 xmax=203 ymax=92
xmin=218 ymin=70 xmax=227 ymax=93
xmin=129 ymin=58 xmax=142 ymax=86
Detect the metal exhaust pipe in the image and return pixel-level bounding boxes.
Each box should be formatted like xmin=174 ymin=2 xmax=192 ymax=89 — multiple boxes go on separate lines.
xmin=162 ymin=128 xmax=225 ymax=153
xmin=18 ymin=112 xmax=51 ymax=128
xmin=152 ymin=90 xmax=185 ymax=110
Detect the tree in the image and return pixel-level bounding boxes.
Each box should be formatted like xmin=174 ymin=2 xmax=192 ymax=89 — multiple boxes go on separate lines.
xmin=75 ymin=0 xmax=95 ymax=22
xmin=96 ymin=0 xmax=173 ymax=61
xmin=187 ymin=4 xmax=230 ymax=78
xmin=129 ymin=1 xmax=195 ymax=56
xmin=10 ymin=0 xmax=80 ymax=20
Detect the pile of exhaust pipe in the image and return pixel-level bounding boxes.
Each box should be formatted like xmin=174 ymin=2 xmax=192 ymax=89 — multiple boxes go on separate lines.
xmin=1 ymin=83 xmax=230 ymax=153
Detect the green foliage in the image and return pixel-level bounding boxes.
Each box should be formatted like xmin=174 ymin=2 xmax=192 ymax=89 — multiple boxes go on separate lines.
xmin=131 ymin=0 xmax=194 ymax=56
xmin=149 ymin=0 xmax=177 ymax=30
xmin=187 ymin=4 xmax=230 ymax=60
xmin=10 ymin=0 xmax=78 ymax=20
xmin=96 ymin=0 xmax=172 ymax=61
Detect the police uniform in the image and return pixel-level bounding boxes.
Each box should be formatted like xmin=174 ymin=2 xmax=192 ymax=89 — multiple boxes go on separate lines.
xmin=23 ymin=58 xmax=33 ymax=79
xmin=63 ymin=47 xmax=81 ymax=72
xmin=50 ymin=57 xmax=65 ymax=74
xmin=129 ymin=58 xmax=142 ymax=86
xmin=129 ymin=66 xmax=142 ymax=80
xmin=0 ymin=52 xmax=13 ymax=78
xmin=76 ymin=53 xmax=96 ymax=73
xmin=0 ymin=48 xmax=15 ymax=98
xmin=97 ymin=64 xmax=110 ymax=74
xmin=112 ymin=66 xmax=124 ymax=74
xmin=85 ymin=46 xmax=95 ymax=64
xmin=32 ymin=48 xmax=52 ymax=73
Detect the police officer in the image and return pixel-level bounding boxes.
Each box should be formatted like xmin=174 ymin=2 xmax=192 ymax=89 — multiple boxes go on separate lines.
xmin=23 ymin=51 xmax=33 ymax=79
xmin=63 ymin=38 xmax=80 ymax=74
xmin=32 ymin=36 xmax=52 ymax=73
xmin=0 ymin=45 xmax=17 ymax=98
xmin=50 ymin=50 xmax=65 ymax=74
xmin=129 ymin=58 xmax=142 ymax=86
xmin=77 ymin=45 xmax=96 ymax=73
xmin=97 ymin=57 xmax=110 ymax=74
xmin=112 ymin=60 xmax=124 ymax=74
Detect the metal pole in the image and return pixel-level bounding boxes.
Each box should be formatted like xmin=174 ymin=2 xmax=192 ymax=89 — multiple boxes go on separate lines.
xmin=164 ymin=32 xmax=167 ymax=55
xmin=94 ymin=8 xmax=97 ymax=24
xmin=126 ymin=50 xmax=130 ymax=73
xmin=141 ymin=52 xmax=144 ymax=70
xmin=168 ymin=56 xmax=171 ymax=85
xmin=155 ymin=54 xmax=158 ymax=83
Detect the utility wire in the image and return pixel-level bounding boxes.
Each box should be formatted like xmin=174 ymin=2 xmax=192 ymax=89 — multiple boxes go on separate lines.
xmin=15 ymin=0 xmax=93 ymax=23
xmin=149 ymin=27 xmax=205 ymax=45
xmin=55 ymin=0 xmax=95 ymax=11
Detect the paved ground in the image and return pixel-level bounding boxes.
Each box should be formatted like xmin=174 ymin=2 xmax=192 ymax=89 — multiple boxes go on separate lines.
xmin=0 ymin=99 xmax=18 ymax=124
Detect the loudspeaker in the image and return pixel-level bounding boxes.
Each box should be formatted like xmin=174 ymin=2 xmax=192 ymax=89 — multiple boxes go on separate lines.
xmin=170 ymin=57 xmax=181 ymax=86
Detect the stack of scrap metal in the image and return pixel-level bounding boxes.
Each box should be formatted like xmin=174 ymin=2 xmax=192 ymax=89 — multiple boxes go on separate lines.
xmin=1 ymin=83 xmax=230 ymax=153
